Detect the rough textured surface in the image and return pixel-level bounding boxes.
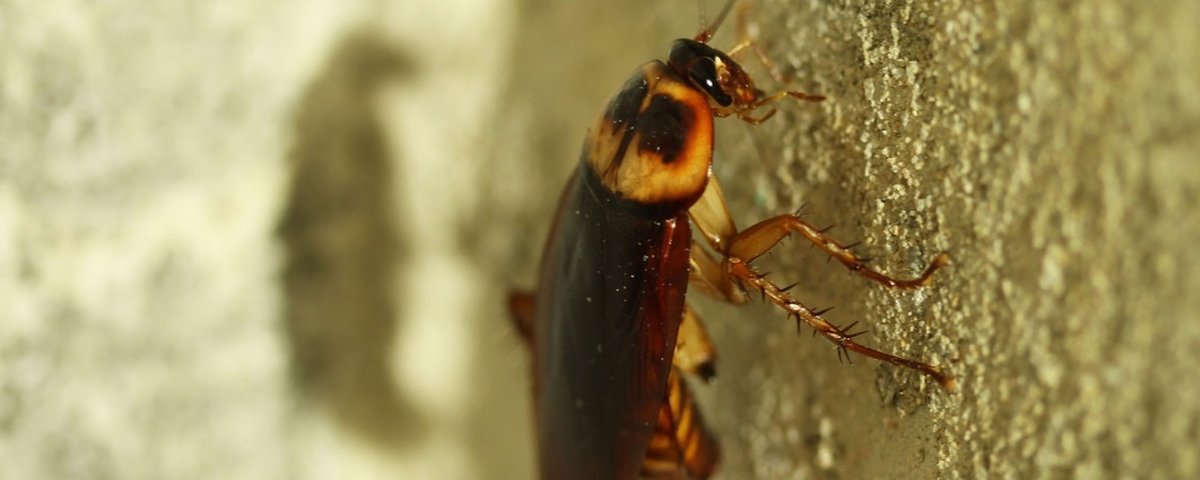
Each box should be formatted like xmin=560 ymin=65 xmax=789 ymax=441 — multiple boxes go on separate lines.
xmin=4 ymin=0 xmax=1198 ymax=479
xmin=485 ymin=0 xmax=1200 ymax=479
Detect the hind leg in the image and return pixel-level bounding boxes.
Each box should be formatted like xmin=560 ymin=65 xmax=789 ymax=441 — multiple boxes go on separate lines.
xmin=686 ymin=178 xmax=956 ymax=389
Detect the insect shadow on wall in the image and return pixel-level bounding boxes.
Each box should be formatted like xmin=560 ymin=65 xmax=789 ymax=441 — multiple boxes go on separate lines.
xmin=277 ymin=30 xmax=424 ymax=448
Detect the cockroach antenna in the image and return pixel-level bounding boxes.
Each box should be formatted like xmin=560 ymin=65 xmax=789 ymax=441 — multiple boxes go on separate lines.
xmin=695 ymin=0 xmax=738 ymax=43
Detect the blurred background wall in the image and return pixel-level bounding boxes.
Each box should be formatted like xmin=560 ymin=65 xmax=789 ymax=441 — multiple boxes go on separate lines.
xmin=1 ymin=0 xmax=526 ymax=478
xmin=2 ymin=0 xmax=1199 ymax=479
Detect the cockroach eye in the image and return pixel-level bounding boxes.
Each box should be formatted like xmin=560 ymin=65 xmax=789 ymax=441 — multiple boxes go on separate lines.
xmin=688 ymin=59 xmax=733 ymax=107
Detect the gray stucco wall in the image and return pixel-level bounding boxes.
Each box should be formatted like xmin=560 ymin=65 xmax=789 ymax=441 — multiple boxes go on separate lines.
xmin=2 ymin=0 xmax=1197 ymax=479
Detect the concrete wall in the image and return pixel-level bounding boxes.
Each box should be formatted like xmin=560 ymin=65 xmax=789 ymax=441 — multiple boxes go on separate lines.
xmin=3 ymin=0 xmax=1197 ymax=479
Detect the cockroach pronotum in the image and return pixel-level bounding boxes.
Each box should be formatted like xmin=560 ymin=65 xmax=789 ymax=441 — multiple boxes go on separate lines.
xmin=508 ymin=1 xmax=954 ymax=478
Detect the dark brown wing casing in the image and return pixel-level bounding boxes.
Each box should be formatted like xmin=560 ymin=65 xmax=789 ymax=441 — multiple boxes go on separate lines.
xmin=533 ymin=173 xmax=690 ymax=478
xmin=531 ymin=61 xmax=714 ymax=479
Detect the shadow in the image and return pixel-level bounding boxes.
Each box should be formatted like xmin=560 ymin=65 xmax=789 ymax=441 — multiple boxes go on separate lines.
xmin=276 ymin=30 xmax=424 ymax=447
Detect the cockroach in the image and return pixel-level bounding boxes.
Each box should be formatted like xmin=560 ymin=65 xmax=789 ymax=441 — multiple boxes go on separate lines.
xmin=508 ymin=1 xmax=954 ymax=478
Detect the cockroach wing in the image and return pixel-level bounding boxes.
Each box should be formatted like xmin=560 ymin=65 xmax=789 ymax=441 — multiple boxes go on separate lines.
xmin=532 ymin=170 xmax=691 ymax=480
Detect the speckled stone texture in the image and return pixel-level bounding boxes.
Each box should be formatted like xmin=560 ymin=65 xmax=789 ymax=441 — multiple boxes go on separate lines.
xmin=486 ymin=0 xmax=1200 ymax=479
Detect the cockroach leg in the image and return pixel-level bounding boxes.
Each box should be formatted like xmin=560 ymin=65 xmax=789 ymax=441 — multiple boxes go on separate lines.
xmin=730 ymin=0 xmax=825 ymax=102
xmin=688 ymin=180 xmax=753 ymax=305
xmin=724 ymin=258 xmax=957 ymax=390
xmin=753 ymin=89 xmax=826 ymax=107
xmin=688 ymin=180 xmax=953 ymax=388
xmin=737 ymin=108 xmax=777 ymax=126
xmin=730 ymin=0 xmax=785 ymax=84
xmin=688 ymin=177 xmax=738 ymax=254
xmin=725 ymin=39 xmax=752 ymax=58
xmin=688 ymin=248 xmax=725 ymax=299
xmin=689 ymin=245 xmax=748 ymax=304
xmin=506 ymin=291 xmax=536 ymax=345
xmin=728 ymin=214 xmax=951 ymax=289
xmin=675 ymin=305 xmax=719 ymax=382
xmin=737 ymin=90 xmax=825 ymax=125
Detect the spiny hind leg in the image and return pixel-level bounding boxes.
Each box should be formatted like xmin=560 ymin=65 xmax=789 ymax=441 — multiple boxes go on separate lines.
xmin=723 ymin=258 xmax=955 ymax=389
xmin=688 ymin=177 xmax=948 ymax=289
xmin=686 ymin=180 xmax=956 ymax=389
xmin=729 ymin=213 xmax=950 ymax=289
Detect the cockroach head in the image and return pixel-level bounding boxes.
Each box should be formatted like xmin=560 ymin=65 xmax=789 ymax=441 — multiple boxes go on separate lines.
xmin=668 ymin=39 xmax=763 ymax=115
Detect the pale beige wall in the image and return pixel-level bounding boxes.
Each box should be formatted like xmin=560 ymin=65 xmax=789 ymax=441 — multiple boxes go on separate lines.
xmin=3 ymin=0 xmax=1197 ymax=479
xmin=0 ymin=0 xmax=523 ymax=478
